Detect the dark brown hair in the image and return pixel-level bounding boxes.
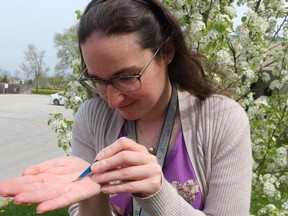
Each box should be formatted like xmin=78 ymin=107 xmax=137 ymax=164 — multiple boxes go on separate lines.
xmin=78 ymin=0 xmax=216 ymax=100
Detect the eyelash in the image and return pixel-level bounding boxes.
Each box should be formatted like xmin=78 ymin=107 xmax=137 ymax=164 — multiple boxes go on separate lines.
xmin=88 ymin=72 xmax=139 ymax=80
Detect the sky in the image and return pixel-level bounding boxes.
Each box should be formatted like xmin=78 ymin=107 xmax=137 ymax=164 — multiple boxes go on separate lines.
xmin=0 ymin=0 xmax=246 ymax=78
xmin=0 ymin=0 xmax=91 ymax=77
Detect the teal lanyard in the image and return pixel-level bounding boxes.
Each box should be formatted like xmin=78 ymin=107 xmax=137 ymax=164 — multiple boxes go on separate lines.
xmin=127 ymin=84 xmax=178 ymax=216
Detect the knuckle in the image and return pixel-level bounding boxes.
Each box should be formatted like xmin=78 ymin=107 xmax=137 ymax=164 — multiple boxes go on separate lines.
xmin=149 ymin=161 xmax=162 ymax=174
xmin=124 ymin=182 xmax=135 ymax=193
xmin=121 ymin=168 xmax=131 ymax=178
xmin=119 ymin=151 xmax=130 ymax=161
xmin=154 ymin=164 xmax=162 ymax=174
xmin=99 ymin=159 xmax=110 ymax=170
xmin=151 ymin=155 xmax=158 ymax=163
xmin=118 ymin=137 xmax=130 ymax=147
xmin=150 ymin=177 xmax=162 ymax=191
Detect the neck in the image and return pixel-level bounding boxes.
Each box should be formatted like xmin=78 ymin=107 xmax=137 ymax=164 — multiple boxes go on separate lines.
xmin=135 ymin=83 xmax=176 ymax=153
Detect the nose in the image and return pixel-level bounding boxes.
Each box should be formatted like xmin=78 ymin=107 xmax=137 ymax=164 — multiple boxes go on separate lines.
xmin=105 ymin=85 xmax=125 ymax=108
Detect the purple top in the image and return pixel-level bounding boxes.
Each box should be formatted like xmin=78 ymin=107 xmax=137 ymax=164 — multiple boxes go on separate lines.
xmin=110 ymin=128 xmax=203 ymax=215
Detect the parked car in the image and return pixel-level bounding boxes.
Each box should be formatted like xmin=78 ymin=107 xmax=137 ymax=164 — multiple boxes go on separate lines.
xmin=49 ymin=92 xmax=66 ymax=105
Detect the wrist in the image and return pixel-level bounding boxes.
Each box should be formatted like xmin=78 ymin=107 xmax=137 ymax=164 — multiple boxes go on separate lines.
xmin=79 ymin=193 xmax=112 ymax=216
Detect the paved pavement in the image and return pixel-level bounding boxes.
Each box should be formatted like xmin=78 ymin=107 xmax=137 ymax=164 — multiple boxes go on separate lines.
xmin=0 ymin=94 xmax=74 ymax=182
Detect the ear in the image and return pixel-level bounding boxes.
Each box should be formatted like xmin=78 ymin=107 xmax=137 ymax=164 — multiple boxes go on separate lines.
xmin=163 ymin=37 xmax=175 ymax=65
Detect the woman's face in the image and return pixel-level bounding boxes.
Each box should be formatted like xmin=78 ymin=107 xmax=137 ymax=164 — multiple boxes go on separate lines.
xmin=81 ymin=32 xmax=172 ymax=121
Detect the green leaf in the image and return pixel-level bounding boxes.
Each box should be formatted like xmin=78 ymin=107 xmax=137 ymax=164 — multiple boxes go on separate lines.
xmin=207 ymin=41 xmax=217 ymax=50
xmin=241 ymin=16 xmax=247 ymax=22
xmin=207 ymin=21 xmax=214 ymax=31
xmin=75 ymin=10 xmax=82 ymax=20
xmin=214 ymin=22 xmax=226 ymax=33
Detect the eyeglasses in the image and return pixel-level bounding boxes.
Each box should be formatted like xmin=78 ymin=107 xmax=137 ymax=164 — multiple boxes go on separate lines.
xmin=78 ymin=45 xmax=162 ymax=94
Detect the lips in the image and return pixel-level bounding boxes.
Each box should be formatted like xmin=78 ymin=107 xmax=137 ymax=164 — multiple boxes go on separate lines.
xmin=118 ymin=100 xmax=136 ymax=110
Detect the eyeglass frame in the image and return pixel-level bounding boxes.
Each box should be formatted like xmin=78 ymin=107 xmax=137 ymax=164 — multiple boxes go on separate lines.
xmin=77 ymin=43 xmax=163 ymax=94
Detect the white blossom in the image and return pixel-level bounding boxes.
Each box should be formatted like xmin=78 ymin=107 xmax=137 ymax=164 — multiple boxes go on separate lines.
xmin=256 ymin=96 xmax=269 ymax=106
xmin=277 ymin=147 xmax=287 ymax=158
xmin=282 ymin=200 xmax=288 ymax=210
xmin=258 ymin=204 xmax=277 ymax=215
xmin=190 ymin=20 xmax=205 ymax=33
xmin=270 ymin=80 xmax=283 ymax=90
xmin=71 ymin=58 xmax=81 ymax=67
xmin=206 ymin=30 xmax=218 ymax=40
xmin=276 ymin=158 xmax=287 ymax=168
xmin=216 ymin=50 xmax=233 ymax=67
xmin=261 ymin=72 xmax=271 ymax=82
xmin=244 ymin=69 xmax=255 ymax=79
xmin=224 ymin=5 xmax=237 ymax=19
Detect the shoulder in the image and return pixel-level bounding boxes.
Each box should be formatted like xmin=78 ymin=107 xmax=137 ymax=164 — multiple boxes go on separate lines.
xmin=178 ymin=90 xmax=250 ymax=153
xmin=74 ymin=97 xmax=123 ymax=132
xmin=178 ymin=90 xmax=248 ymax=125
xmin=77 ymin=97 xmax=108 ymax=114
xmin=75 ymin=97 xmax=114 ymax=121
xmin=178 ymin=89 xmax=243 ymax=109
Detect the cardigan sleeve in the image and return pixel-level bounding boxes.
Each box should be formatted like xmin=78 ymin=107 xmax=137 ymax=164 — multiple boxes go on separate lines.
xmin=69 ymin=98 xmax=124 ymax=216
xmin=195 ymin=95 xmax=252 ymax=215
xmin=71 ymin=99 xmax=99 ymax=163
xmin=71 ymin=98 xmax=124 ymax=163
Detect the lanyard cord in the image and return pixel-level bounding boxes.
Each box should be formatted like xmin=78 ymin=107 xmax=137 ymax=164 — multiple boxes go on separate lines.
xmin=127 ymin=84 xmax=178 ymax=216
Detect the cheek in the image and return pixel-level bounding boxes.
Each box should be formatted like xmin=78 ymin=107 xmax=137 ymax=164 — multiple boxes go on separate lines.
xmin=134 ymin=85 xmax=160 ymax=105
xmin=143 ymin=68 xmax=168 ymax=92
xmin=147 ymin=62 xmax=168 ymax=83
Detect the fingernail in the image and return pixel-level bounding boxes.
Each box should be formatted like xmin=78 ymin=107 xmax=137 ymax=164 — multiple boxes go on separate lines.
xmin=13 ymin=201 xmax=20 ymax=205
xmin=91 ymin=162 xmax=99 ymax=171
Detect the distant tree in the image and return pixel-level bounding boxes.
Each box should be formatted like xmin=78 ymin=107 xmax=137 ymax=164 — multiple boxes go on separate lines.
xmin=13 ymin=70 xmax=22 ymax=80
xmin=20 ymin=44 xmax=49 ymax=93
xmin=47 ymin=74 xmax=67 ymax=89
xmin=54 ymin=24 xmax=81 ymax=79
xmin=1 ymin=75 xmax=8 ymax=83
xmin=0 ymin=69 xmax=3 ymax=81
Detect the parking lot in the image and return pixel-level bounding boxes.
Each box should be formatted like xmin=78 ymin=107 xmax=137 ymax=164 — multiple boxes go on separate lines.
xmin=0 ymin=94 xmax=74 ymax=182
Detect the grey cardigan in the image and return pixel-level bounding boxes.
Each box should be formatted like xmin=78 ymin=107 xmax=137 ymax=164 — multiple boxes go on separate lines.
xmin=69 ymin=90 xmax=252 ymax=216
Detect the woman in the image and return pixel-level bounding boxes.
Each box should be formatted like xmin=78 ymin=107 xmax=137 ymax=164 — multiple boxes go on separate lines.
xmin=0 ymin=0 xmax=252 ymax=215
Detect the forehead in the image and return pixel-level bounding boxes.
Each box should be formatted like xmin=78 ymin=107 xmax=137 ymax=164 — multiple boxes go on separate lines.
xmin=80 ymin=32 xmax=150 ymax=77
xmin=81 ymin=32 xmax=142 ymax=60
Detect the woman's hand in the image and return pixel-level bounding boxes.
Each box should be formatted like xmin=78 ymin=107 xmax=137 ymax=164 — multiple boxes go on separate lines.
xmin=0 ymin=156 xmax=101 ymax=213
xmin=91 ymin=137 xmax=163 ymax=197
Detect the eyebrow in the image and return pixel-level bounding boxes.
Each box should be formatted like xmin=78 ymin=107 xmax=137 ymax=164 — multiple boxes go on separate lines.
xmin=87 ymin=65 xmax=140 ymax=79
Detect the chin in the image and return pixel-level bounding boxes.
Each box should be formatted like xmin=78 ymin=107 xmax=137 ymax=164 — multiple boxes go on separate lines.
xmin=119 ymin=111 xmax=139 ymax=121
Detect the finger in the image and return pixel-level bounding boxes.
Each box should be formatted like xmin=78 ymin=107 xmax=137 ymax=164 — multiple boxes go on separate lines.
xmin=1 ymin=174 xmax=68 ymax=198
xmin=14 ymin=178 xmax=100 ymax=213
xmin=0 ymin=182 xmax=45 ymax=197
xmin=0 ymin=176 xmax=40 ymax=196
xmin=92 ymin=162 xmax=161 ymax=184
xmin=96 ymin=137 xmax=148 ymax=160
xmin=1 ymin=173 xmax=68 ymax=186
xmin=14 ymin=178 xmax=100 ymax=204
xmin=92 ymin=150 xmax=156 ymax=173
xmin=0 ymin=173 xmax=75 ymax=197
xmin=14 ymin=183 xmax=68 ymax=204
xmin=100 ymin=176 xmax=162 ymax=197
xmin=22 ymin=158 xmax=59 ymax=176
xmin=31 ymin=179 xmax=100 ymax=213
xmin=0 ymin=175 xmax=45 ymax=188
xmin=22 ymin=156 xmax=78 ymax=176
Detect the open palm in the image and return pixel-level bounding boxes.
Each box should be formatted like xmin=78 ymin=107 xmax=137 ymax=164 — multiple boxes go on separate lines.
xmin=0 ymin=156 xmax=101 ymax=213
